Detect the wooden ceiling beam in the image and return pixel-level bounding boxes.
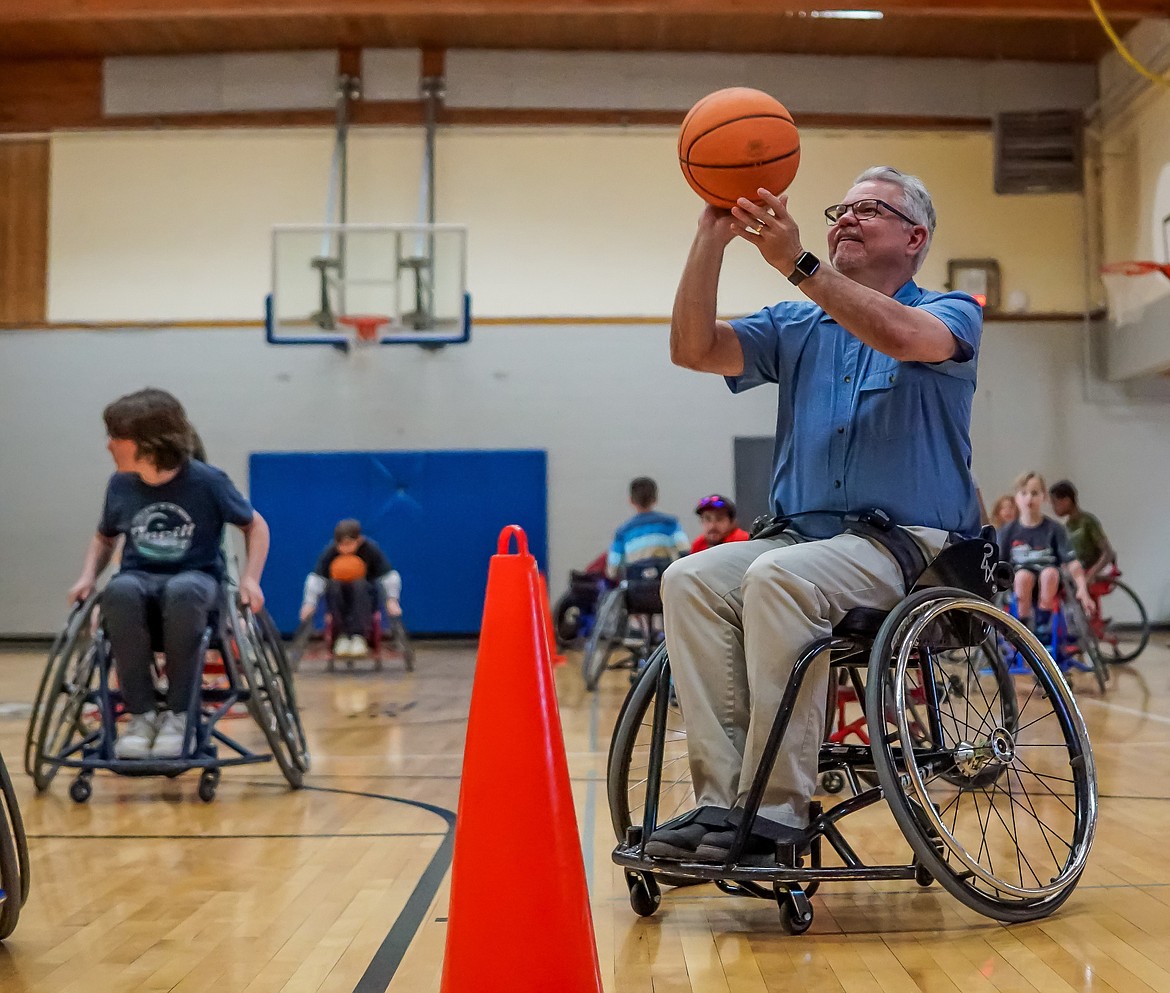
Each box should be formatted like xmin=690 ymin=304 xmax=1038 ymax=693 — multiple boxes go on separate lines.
xmin=0 ymin=0 xmax=1165 ymax=24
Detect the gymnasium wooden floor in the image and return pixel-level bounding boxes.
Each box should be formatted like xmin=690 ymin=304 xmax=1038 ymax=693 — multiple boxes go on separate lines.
xmin=1 ymin=633 xmax=1169 ymax=993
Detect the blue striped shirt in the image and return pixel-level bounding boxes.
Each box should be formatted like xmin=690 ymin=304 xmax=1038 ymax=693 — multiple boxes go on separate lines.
xmin=607 ymin=510 xmax=690 ymax=578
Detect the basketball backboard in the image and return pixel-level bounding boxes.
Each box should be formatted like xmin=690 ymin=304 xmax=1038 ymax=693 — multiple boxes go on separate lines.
xmin=266 ymin=223 xmax=470 ymax=349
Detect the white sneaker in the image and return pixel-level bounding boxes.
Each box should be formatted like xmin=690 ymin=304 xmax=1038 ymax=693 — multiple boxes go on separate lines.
xmin=334 ymin=635 xmax=353 ymax=658
xmin=151 ymin=711 xmax=188 ymax=759
xmin=349 ymin=635 xmax=369 ymax=658
xmin=115 ymin=711 xmax=159 ymax=759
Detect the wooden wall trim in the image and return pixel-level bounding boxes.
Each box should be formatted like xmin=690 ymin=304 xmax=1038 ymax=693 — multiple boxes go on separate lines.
xmin=0 ymin=54 xmax=994 ymax=134
xmin=0 ymin=139 xmax=50 ymax=324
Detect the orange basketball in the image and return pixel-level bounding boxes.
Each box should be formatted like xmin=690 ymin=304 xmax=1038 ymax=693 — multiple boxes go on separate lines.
xmin=678 ymin=88 xmax=800 ymax=209
xmin=329 ymin=553 xmax=367 ymax=583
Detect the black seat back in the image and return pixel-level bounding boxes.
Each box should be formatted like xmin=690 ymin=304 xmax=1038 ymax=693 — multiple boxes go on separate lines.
xmin=623 ymin=558 xmax=672 ymax=615
xmin=910 ymin=527 xmax=1009 ymax=649
xmin=914 ymin=527 xmax=1007 ymax=601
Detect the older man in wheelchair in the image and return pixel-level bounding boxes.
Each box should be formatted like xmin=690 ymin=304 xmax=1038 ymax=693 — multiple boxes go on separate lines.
xmin=611 ymin=168 xmax=1097 ymax=929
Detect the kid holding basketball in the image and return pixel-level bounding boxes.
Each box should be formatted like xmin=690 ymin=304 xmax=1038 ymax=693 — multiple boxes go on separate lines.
xmin=69 ymin=388 xmax=270 ymax=760
xmin=299 ymin=519 xmax=401 ymax=658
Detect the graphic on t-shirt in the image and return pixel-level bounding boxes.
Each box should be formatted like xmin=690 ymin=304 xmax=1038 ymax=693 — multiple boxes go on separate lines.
xmin=129 ymin=503 xmax=196 ymax=562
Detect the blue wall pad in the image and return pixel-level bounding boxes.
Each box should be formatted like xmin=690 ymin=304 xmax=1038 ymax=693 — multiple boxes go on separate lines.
xmin=249 ymin=450 xmax=548 ymax=636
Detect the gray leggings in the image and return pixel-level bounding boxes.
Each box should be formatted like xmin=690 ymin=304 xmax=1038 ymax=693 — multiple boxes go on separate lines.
xmin=102 ymin=570 xmax=219 ymax=715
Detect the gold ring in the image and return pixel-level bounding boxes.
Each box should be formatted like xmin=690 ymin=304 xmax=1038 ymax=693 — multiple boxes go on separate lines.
xmin=752 ymin=225 xmax=766 ymax=236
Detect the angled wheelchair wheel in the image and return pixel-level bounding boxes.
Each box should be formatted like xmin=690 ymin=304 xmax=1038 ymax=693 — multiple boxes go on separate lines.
xmin=1093 ymin=579 xmax=1149 ymax=664
xmin=0 ymin=750 xmax=28 ymax=940
xmin=1061 ymin=593 xmax=1108 ymax=693
xmin=30 ymin=599 xmax=106 ymax=793
xmin=240 ymin=608 xmax=310 ymax=788
xmin=26 ymin=596 xmax=100 ymax=781
xmin=867 ymin=588 xmax=1097 ymax=923
xmin=607 ymin=645 xmax=687 ymax=838
xmin=387 ymin=617 xmax=416 ymax=672
xmin=582 ymin=587 xmax=627 ymax=691
xmin=607 ymin=645 xmax=696 ymax=888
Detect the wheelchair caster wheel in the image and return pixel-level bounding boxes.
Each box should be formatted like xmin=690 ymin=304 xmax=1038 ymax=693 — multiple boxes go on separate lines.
xmin=776 ymin=887 xmax=813 ymax=935
xmin=914 ymin=861 xmax=934 ymax=887
xmin=820 ymin=771 xmax=845 ymax=794
xmin=69 ymin=776 xmax=92 ymax=804
xmin=626 ymin=871 xmax=660 ymax=917
xmin=198 ymin=770 xmax=220 ymax=803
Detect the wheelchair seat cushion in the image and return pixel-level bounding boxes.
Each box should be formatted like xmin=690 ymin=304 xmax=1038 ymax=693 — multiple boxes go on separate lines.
xmin=832 ymin=606 xmax=889 ymax=639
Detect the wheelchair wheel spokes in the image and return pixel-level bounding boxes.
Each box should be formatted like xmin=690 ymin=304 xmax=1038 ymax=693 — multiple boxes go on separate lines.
xmin=26 ymin=596 xmax=99 ymax=779
xmin=1093 ymin=579 xmax=1150 ymax=664
xmin=1062 ymin=595 xmax=1108 ymax=693
xmin=869 ymin=590 xmax=1096 ymax=922
xmin=607 ymin=646 xmax=691 ymax=838
xmin=31 ymin=623 xmax=105 ymax=793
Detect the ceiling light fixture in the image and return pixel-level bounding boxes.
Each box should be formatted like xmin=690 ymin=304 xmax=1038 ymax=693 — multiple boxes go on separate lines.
xmin=808 ymin=10 xmax=885 ymax=19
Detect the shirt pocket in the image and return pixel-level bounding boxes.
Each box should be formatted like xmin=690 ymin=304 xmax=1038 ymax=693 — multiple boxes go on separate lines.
xmin=856 ymin=363 xmax=906 ymax=440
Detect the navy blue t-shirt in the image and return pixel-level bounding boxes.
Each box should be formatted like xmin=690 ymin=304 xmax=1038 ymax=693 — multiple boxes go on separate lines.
xmin=98 ymin=459 xmax=254 ymax=577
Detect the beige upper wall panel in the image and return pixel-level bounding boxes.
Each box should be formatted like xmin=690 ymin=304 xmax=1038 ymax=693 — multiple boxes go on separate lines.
xmin=48 ymin=126 xmax=1084 ymax=323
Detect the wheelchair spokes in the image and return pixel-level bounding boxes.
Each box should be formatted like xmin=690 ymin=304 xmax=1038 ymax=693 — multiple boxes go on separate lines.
xmin=871 ymin=596 xmax=1095 ymax=916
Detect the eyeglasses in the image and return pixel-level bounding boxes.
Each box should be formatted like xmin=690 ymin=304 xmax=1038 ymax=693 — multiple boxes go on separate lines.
xmin=696 ymin=495 xmax=731 ymax=513
xmin=824 ymin=198 xmax=917 ymax=226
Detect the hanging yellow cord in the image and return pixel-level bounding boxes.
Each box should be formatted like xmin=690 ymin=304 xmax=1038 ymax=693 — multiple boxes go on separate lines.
xmin=1089 ymin=0 xmax=1170 ymax=89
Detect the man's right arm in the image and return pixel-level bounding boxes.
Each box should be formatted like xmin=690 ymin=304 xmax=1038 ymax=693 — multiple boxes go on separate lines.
xmin=670 ymin=208 xmax=746 ymax=376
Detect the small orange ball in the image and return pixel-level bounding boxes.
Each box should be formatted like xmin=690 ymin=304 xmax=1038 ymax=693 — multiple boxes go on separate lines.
xmin=329 ymin=552 xmax=368 ymax=583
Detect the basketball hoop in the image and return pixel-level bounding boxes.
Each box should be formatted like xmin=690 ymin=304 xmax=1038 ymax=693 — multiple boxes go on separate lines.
xmin=1100 ymin=260 xmax=1170 ymax=279
xmin=338 ymin=314 xmax=389 ymax=346
xmin=1100 ymin=261 xmax=1170 ymax=330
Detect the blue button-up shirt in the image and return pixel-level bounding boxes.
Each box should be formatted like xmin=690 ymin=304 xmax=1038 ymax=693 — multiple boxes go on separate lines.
xmin=727 ymin=280 xmax=982 ymax=539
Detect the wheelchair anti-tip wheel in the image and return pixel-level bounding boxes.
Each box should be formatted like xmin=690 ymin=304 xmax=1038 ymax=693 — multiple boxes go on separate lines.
xmin=867 ymin=587 xmax=1097 ymax=923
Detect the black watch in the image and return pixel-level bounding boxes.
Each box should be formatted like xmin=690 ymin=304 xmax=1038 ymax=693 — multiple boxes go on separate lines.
xmin=787 ymin=251 xmax=821 ymax=286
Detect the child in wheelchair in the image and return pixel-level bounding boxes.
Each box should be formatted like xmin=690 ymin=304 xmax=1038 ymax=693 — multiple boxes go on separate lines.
xmin=299 ymin=519 xmax=401 ymax=660
xmin=68 ymin=388 xmax=270 ymax=760
xmin=996 ymin=471 xmax=1092 ymax=639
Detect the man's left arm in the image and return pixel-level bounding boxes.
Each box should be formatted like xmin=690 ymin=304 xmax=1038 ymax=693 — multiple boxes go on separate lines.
xmin=732 ymin=190 xmax=968 ymax=363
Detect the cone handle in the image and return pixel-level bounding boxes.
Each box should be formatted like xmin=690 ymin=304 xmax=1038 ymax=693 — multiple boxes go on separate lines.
xmin=497 ymin=525 xmax=530 ymax=557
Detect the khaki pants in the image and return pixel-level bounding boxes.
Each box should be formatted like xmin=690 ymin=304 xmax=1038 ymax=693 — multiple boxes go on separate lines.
xmin=661 ymin=526 xmax=951 ymax=828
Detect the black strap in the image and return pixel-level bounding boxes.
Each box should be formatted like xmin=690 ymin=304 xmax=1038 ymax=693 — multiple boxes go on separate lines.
xmin=749 ymin=507 xmax=929 ymax=592
xmin=845 ymin=518 xmax=928 ymax=593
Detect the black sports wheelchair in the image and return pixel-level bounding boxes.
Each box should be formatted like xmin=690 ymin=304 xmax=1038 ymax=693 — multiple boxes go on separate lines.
xmin=0 ymin=737 xmax=29 ymax=941
xmin=25 ymin=583 xmax=309 ymax=804
xmin=609 ymin=515 xmax=1098 ymax=933
xmin=581 ymin=558 xmax=670 ymax=692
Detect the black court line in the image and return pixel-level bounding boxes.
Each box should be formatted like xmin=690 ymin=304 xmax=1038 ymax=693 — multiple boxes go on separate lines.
xmin=301 ymin=784 xmax=456 ymax=993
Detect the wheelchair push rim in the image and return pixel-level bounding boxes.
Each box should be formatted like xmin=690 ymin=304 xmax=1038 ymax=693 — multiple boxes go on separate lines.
xmin=872 ymin=592 xmax=1097 ymax=909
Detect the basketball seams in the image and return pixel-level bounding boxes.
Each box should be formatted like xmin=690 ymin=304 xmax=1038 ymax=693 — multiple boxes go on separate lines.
xmin=680 ymin=112 xmax=797 ymax=159
xmin=678 ymin=87 xmax=800 ymax=207
xmin=685 ymin=147 xmax=801 ymax=170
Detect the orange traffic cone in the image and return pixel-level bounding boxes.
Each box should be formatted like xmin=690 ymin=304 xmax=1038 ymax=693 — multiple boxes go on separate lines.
xmin=440 ymin=526 xmax=602 ymax=993
xmin=538 ymin=571 xmax=567 ymax=666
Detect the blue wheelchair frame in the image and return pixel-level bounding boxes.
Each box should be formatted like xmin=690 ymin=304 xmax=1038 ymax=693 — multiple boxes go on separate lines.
xmin=27 ymin=587 xmax=309 ymax=803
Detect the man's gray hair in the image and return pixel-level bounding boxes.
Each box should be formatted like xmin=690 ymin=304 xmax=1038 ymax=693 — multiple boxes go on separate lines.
xmin=853 ymin=166 xmax=936 ymax=272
